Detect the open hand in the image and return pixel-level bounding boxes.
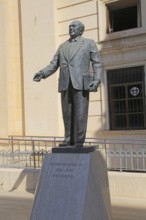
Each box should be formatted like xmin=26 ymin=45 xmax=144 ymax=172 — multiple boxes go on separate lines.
xmin=33 ymin=71 xmax=44 ymax=82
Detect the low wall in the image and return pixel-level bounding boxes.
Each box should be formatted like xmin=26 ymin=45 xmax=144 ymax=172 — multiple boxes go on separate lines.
xmin=108 ymin=171 xmax=146 ymax=199
xmin=0 ymin=168 xmax=40 ymax=192
xmin=0 ymin=168 xmax=145 ymax=199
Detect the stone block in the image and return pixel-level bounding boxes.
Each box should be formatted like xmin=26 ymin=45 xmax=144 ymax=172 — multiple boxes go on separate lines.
xmin=31 ymin=149 xmax=112 ymax=220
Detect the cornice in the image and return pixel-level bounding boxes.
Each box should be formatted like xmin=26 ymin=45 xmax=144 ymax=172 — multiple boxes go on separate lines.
xmin=100 ymin=0 xmax=119 ymax=3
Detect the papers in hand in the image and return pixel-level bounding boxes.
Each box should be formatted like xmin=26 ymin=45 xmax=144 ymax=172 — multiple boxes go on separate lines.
xmin=83 ymin=74 xmax=94 ymax=91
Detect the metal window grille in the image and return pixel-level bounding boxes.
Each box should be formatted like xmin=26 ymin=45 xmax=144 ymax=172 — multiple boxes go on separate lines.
xmin=107 ymin=66 xmax=146 ymax=130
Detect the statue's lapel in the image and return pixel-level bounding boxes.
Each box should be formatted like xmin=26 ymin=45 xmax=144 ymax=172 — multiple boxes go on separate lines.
xmin=62 ymin=41 xmax=69 ymax=61
xmin=62 ymin=37 xmax=84 ymax=62
xmin=69 ymin=38 xmax=84 ymax=61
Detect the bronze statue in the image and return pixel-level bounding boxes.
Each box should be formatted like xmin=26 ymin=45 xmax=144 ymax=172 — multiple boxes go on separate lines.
xmin=33 ymin=20 xmax=102 ymax=147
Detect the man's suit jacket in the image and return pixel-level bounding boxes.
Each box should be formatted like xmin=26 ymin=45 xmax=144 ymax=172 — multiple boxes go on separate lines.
xmin=41 ymin=36 xmax=102 ymax=92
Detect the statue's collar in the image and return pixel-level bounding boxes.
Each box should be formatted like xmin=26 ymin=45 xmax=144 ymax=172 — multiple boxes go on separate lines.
xmin=69 ymin=36 xmax=83 ymax=42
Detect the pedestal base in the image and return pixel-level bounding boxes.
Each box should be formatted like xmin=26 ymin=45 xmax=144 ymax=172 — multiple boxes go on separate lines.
xmin=52 ymin=145 xmax=98 ymax=153
xmin=31 ymin=148 xmax=112 ymax=220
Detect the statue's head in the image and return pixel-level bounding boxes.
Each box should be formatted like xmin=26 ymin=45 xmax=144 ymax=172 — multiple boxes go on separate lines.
xmin=69 ymin=20 xmax=85 ymax=38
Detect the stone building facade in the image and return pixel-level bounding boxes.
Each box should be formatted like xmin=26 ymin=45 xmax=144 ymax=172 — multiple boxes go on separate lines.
xmin=0 ymin=0 xmax=146 ymax=138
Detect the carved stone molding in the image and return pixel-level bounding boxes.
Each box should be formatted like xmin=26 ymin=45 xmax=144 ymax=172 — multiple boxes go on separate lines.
xmin=100 ymin=0 xmax=119 ymax=3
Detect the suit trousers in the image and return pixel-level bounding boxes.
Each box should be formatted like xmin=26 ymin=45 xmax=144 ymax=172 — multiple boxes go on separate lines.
xmin=61 ymin=81 xmax=89 ymax=145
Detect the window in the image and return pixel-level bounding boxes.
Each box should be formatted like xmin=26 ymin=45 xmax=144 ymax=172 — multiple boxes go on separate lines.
xmin=106 ymin=0 xmax=141 ymax=33
xmin=107 ymin=66 xmax=146 ymax=130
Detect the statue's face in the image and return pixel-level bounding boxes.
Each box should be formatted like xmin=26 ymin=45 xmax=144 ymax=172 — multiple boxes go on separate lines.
xmin=69 ymin=21 xmax=82 ymax=38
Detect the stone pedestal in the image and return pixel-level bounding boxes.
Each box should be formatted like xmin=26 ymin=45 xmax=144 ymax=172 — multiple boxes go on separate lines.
xmin=31 ymin=147 xmax=112 ymax=220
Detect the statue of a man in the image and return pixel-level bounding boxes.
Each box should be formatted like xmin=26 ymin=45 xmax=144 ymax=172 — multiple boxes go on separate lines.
xmin=33 ymin=20 xmax=102 ymax=147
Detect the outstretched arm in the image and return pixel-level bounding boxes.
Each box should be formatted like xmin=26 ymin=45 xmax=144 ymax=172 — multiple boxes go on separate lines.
xmin=33 ymin=47 xmax=60 ymax=82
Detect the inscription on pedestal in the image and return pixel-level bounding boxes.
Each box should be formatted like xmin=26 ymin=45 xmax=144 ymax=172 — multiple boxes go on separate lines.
xmin=50 ymin=162 xmax=82 ymax=179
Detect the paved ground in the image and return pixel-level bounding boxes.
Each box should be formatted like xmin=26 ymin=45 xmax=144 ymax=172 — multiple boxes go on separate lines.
xmin=0 ymin=190 xmax=146 ymax=220
xmin=112 ymin=197 xmax=146 ymax=220
xmin=0 ymin=190 xmax=33 ymax=220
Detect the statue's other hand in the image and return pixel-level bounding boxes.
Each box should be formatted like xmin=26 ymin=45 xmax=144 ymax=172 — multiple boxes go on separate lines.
xmin=88 ymin=79 xmax=101 ymax=92
xmin=33 ymin=71 xmax=44 ymax=82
